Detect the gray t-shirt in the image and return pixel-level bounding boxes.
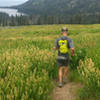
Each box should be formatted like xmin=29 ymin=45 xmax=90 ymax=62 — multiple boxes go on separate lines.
xmin=54 ymin=36 xmax=74 ymax=56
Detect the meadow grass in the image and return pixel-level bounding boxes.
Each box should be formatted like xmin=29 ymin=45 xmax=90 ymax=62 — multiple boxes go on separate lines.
xmin=0 ymin=24 xmax=100 ymax=100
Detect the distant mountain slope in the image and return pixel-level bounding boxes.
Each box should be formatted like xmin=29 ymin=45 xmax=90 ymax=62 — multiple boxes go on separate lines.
xmin=15 ymin=0 xmax=100 ymax=15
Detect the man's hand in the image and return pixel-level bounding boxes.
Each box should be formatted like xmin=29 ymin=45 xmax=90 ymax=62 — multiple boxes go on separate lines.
xmin=72 ymin=48 xmax=75 ymax=56
xmin=53 ymin=47 xmax=58 ymax=50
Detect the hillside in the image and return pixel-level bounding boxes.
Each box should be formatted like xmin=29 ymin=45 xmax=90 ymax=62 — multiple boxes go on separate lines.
xmin=15 ymin=0 xmax=100 ymax=15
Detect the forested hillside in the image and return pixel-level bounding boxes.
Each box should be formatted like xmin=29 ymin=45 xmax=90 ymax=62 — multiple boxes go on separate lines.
xmin=16 ymin=0 xmax=100 ymax=15
xmin=0 ymin=0 xmax=100 ymax=26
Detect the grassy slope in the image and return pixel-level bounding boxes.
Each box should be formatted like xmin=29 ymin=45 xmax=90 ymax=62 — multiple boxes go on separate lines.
xmin=0 ymin=24 xmax=100 ymax=100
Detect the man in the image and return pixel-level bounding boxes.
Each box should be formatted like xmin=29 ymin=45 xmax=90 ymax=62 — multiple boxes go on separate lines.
xmin=53 ymin=27 xmax=75 ymax=87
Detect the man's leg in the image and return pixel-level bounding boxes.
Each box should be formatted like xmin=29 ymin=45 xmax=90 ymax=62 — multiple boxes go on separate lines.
xmin=63 ymin=65 xmax=68 ymax=80
xmin=58 ymin=67 xmax=63 ymax=84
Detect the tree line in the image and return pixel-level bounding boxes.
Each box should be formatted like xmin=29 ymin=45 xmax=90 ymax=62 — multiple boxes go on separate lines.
xmin=0 ymin=12 xmax=100 ymax=26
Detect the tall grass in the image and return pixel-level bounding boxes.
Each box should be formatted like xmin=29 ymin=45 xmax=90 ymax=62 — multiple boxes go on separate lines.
xmin=78 ymin=58 xmax=100 ymax=100
xmin=0 ymin=24 xmax=100 ymax=100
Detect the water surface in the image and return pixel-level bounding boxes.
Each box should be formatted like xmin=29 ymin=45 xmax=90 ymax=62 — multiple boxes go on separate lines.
xmin=0 ymin=8 xmax=26 ymax=16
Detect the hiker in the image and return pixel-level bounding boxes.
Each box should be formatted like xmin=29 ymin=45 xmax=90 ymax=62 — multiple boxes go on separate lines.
xmin=53 ymin=27 xmax=75 ymax=87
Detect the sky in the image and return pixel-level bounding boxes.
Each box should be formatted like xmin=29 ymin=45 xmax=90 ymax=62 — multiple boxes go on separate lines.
xmin=0 ymin=0 xmax=28 ymax=6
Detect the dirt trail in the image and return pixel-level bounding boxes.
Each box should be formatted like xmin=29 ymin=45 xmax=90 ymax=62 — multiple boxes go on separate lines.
xmin=51 ymin=82 xmax=81 ymax=100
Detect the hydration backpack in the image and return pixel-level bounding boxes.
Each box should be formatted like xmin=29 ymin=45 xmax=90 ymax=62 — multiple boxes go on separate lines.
xmin=58 ymin=39 xmax=68 ymax=54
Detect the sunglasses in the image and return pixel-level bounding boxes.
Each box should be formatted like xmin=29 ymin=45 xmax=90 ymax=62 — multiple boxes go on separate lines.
xmin=62 ymin=29 xmax=68 ymax=32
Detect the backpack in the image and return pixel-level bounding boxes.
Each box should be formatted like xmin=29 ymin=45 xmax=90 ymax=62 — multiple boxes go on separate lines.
xmin=58 ymin=39 xmax=69 ymax=54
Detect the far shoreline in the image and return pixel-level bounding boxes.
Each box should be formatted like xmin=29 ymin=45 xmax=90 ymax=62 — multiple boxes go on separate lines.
xmin=0 ymin=6 xmax=17 ymax=9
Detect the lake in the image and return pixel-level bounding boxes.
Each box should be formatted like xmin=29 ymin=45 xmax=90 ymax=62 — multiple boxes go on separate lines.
xmin=0 ymin=8 xmax=26 ymax=16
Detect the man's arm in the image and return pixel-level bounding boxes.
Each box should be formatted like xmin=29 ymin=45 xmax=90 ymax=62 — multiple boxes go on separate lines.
xmin=53 ymin=39 xmax=59 ymax=50
xmin=72 ymin=48 xmax=75 ymax=56
xmin=69 ymin=39 xmax=75 ymax=56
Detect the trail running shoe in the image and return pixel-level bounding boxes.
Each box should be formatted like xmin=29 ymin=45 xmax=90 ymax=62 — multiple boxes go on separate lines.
xmin=58 ymin=82 xmax=63 ymax=88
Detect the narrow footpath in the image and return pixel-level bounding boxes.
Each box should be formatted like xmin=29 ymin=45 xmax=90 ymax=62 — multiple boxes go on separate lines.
xmin=51 ymin=82 xmax=81 ymax=100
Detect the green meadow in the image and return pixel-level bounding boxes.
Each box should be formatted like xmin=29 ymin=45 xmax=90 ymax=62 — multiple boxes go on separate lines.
xmin=0 ymin=24 xmax=100 ymax=100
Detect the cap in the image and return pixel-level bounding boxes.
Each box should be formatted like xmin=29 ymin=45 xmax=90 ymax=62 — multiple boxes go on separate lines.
xmin=61 ymin=27 xmax=68 ymax=32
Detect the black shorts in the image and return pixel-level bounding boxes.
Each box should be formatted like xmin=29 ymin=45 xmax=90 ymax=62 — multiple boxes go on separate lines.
xmin=56 ymin=54 xmax=69 ymax=67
